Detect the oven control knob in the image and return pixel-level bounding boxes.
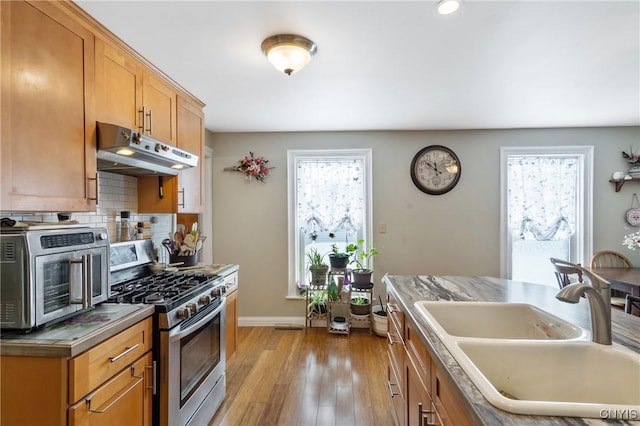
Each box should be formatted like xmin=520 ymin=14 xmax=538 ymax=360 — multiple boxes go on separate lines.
xmin=199 ymin=295 xmax=210 ymax=305
xmin=186 ymin=303 xmax=197 ymax=315
xmin=211 ymin=287 xmax=225 ymax=297
xmin=176 ymin=307 xmax=190 ymax=320
xmin=96 ymin=232 xmax=108 ymax=241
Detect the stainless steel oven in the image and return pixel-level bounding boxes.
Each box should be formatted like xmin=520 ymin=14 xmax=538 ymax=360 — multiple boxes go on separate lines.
xmin=0 ymin=225 xmax=110 ymax=330
xmin=159 ymin=297 xmax=225 ymax=426
xmin=108 ymin=239 xmax=227 ymax=426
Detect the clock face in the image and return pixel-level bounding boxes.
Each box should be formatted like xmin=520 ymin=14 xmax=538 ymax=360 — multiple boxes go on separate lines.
xmin=410 ymin=145 xmax=461 ymax=195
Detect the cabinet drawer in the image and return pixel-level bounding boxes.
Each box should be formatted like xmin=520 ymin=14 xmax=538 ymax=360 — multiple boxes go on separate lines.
xmin=387 ymin=293 xmax=404 ymax=345
xmin=69 ymin=352 xmax=151 ymax=426
xmin=387 ymin=352 xmax=405 ymax=426
xmin=405 ymin=321 xmax=431 ymax=393
xmin=70 ymin=318 xmax=153 ymax=402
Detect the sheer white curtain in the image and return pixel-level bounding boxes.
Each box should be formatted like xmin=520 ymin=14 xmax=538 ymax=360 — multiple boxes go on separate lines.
xmin=507 ymin=156 xmax=577 ymax=242
xmin=297 ymin=158 xmax=364 ymax=240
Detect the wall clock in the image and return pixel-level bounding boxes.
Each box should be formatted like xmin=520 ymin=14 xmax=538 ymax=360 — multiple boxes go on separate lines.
xmin=410 ymin=145 xmax=461 ymax=195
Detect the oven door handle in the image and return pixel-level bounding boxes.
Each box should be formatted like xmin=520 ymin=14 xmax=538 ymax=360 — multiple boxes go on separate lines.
xmin=69 ymin=254 xmax=92 ymax=308
xmin=169 ymin=298 xmax=225 ymax=342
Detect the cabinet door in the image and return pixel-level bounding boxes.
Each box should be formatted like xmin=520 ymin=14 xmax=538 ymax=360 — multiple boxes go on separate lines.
xmin=142 ymin=72 xmax=177 ymax=145
xmin=177 ymin=96 xmax=205 ymax=213
xmin=95 ymin=38 xmax=143 ymax=129
xmin=69 ymin=352 xmax=152 ymax=426
xmin=225 ymin=290 xmax=238 ymax=361
xmin=432 ymin=369 xmax=472 ymax=426
xmin=407 ymin=353 xmax=437 ymax=426
xmin=1 ymin=0 xmax=97 ymax=212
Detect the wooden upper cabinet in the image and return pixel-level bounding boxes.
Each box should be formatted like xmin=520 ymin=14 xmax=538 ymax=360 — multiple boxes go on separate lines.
xmin=95 ymin=38 xmax=143 ymax=130
xmin=142 ymin=73 xmax=177 ymax=145
xmin=95 ymin=38 xmax=176 ymax=146
xmin=1 ymin=1 xmax=97 ymax=212
xmin=138 ymin=96 xmax=205 ymax=214
xmin=177 ymin=96 xmax=205 ymax=213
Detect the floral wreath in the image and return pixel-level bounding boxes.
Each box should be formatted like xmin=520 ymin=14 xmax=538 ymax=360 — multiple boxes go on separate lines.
xmin=224 ymin=152 xmax=274 ymax=182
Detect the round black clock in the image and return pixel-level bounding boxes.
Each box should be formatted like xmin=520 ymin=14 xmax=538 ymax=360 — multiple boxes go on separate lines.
xmin=410 ymin=145 xmax=461 ymax=195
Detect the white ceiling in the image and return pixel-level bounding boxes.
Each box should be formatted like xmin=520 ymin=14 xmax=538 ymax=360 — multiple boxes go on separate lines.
xmin=75 ymin=1 xmax=640 ymax=133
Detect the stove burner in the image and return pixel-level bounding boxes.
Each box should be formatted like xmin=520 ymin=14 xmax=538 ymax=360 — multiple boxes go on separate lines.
xmin=145 ymin=293 xmax=165 ymax=304
xmin=109 ymin=272 xmax=222 ymax=311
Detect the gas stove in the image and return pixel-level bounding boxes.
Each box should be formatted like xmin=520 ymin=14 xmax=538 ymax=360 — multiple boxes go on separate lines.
xmin=109 ymin=240 xmax=225 ymax=329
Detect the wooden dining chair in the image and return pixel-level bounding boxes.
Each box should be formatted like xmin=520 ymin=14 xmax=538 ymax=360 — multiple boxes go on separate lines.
xmin=590 ymin=250 xmax=633 ymax=269
xmin=625 ymin=294 xmax=640 ymax=316
xmin=550 ymin=257 xmax=583 ymax=289
xmin=590 ymin=250 xmax=632 ymax=309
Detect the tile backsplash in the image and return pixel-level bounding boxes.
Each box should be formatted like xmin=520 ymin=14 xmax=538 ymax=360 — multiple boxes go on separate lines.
xmin=1 ymin=171 xmax=175 ymax=260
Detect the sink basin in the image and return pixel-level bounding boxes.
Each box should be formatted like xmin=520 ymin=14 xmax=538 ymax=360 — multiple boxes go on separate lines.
xmin=414 ymin=301 xmax=586 ymax=340
xmin=456 ymin=340 xmax=640 ymax=419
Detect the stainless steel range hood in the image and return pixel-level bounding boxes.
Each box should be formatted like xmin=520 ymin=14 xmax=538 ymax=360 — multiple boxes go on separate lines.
xmin=96 ymin=122 xmax=198 ymax=177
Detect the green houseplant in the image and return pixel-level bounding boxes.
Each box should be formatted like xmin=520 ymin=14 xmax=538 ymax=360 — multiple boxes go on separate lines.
xmin=327 ymin=233 xmax=350 ymax=269
xmin=350 ymin=295 xmax=371 ymax=315
xmin=346 ymin=239 xmax=378 ymax=286
xmin=306 ymin=248 xmax=329 ymax=285
xmin=307 ymin=289 xmax=328 ymax=315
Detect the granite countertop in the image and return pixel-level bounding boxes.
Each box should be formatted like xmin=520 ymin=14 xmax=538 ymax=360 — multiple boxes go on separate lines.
xmin=178 ymin=263 xmax=238 ymax=276
xmin=0 ymin=303 xmax=155 ymax=358
xmin=383 ymin=274 xmax=640 ymax=426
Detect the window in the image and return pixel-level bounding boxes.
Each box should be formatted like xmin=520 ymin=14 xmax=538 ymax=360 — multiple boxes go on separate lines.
xmin=500 ymin=146 xmax=593 ymax=286
xmin=287 ymin=149 xmax=373 ymax=297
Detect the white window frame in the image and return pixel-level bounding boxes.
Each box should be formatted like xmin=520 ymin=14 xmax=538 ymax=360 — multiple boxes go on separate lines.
xmin=499 ymin=146 xmax=593 ymax=279
xmin=286 ymin=149 xmax=373 ymax=298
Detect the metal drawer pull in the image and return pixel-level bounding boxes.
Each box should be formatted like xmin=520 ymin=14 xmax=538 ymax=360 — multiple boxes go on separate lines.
xmin=418 ymin=402 xmax=437 ymax=426
xmin=387 ymin=331 xmax=400 ymax=345
xmin=86 ymin=376 xmax=143 ymax=414
xmin=109 ymin=344 xmax=139 ymax=363
xmin=387 ymin=380 xmax=399 ymax=397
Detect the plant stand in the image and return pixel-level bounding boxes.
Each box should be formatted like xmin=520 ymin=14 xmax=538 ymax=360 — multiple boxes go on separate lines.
xmin=305 ymin=282 xmax=328 ymax=332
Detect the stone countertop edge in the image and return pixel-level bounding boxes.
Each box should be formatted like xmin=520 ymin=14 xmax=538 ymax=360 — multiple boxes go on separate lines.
xmin=0 ymin=304 xmax=155 ymax=358
xmin=383 ymin=274 xmax=640 ymax=426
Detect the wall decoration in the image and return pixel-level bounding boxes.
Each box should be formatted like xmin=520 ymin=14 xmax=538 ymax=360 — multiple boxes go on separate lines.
xmin=224 ymin=152 xmax=274 ymax=182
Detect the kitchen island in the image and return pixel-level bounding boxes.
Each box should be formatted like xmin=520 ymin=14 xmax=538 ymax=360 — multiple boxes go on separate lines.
xmin=383 ymin=274 xmax=640 ymax=425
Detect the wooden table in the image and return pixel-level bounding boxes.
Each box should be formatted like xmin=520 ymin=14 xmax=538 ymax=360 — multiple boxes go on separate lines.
xmin=587 ymin=267 xmax=640 ymax=314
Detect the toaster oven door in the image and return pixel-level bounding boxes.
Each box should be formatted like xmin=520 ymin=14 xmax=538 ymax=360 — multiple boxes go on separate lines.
xmin=34 ymin=247 xmax=109 ymax=327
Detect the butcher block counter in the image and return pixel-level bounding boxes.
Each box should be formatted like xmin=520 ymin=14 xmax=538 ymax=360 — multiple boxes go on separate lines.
xmin=0 ymin=303 xmax=154 ymax=357
xmin=383 ymin=274 xmax=640 ymax=425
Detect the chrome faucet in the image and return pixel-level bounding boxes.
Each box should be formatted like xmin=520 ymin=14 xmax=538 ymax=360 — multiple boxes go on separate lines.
xmin=555 ymin=263 xmax=612 ymax=345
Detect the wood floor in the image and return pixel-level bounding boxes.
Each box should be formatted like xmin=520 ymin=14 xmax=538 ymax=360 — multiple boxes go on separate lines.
xmin=209 ymin=326 xmax=393 ymax=426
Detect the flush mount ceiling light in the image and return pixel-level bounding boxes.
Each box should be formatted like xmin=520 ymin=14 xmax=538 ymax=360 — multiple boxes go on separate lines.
xmin=261 ymin=34 xmax=317 ymax=75
xmin=437 ymin=0 xmax=460 ymax=15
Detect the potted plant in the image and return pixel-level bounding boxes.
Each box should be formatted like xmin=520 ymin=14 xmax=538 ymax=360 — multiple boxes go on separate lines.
xmin=306 ymin=248 xmax=329 ymax=285
xmin=350 ymin=295 xmax=371 ymax=315
xmin=327 ymin=232 xmax=349 ymax=269
xmin=346 ymin=238 xmax=378 ymax=286
xmin=307 ymin=289 xmax=328 ymax=315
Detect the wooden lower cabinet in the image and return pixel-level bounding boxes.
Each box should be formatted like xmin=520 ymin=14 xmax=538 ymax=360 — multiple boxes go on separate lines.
xmin=0 ymin=318 xmax=153 ymax=426
xmin=69 ymin=352 xmax=152 ymax=426
xmin=386 ymin=294 xmax=472 ymax=426
xmin=224 ymin=270 xmax=239 ymax=361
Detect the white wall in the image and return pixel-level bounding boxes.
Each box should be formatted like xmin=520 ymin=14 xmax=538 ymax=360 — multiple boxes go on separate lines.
xmin=207 ymin=127 xmax=640 ymax=321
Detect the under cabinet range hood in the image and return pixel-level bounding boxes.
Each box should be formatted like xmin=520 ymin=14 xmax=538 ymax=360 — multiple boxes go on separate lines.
xmin=96 ymin=122 xmax=198 ymax=177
